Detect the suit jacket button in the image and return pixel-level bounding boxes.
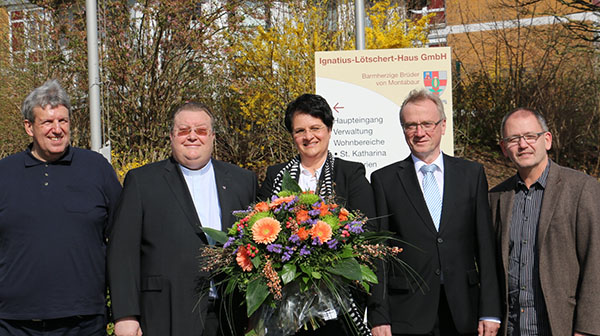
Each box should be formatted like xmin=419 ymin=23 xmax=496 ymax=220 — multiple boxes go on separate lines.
xmin=437 ymin=237 xmax=443 ymax=244
xmin=435 ymin=269 xmax=441 ymax=275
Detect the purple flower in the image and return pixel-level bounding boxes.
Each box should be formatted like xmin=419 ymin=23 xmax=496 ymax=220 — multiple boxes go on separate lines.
xmin=326 ymin=238 xmax=338 ymax=249
xmin=299 ymin=245 xmax=311 ymax=256
xmin=347 ymin=221 xmax=364 ymax=234
xmin=311 ymin=237 xmax=322 ymax=246
xmin=305 ymin=218 xmax=317 ymax=226
xmin=232 ymin=208 xmax=251 ymax=216
xmin=282 ymin=246 xmax=295 ymax=262
xmin=267 ymin=243 xmax=283 ymax=253
xmin=308 ymin=208 xmax=321 ymax=216
xmin=224 ymin=237 xmax=236 ymax=249
xmin=289 ymin=234 xmax=300 ymax=244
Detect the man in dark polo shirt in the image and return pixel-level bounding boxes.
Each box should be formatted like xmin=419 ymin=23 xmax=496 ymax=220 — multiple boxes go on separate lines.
xmin=0 ymin=80 xmax=122 ymax=335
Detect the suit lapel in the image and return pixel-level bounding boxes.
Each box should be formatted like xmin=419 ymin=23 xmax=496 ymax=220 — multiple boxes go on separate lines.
xmin=439 ymin=154 xmax=456 ymax=234
xmin=499 ymin=181 xmax=515 ymax=273
xmin=213 ymin=160 xmax=233 ymax=231
xmin=537 ymin=162 xmax=560 ymax=248
xmin=163 ymin=158 xmax=208 ymax=243
xmin=396 ymin=156 xmax=438 ymax=235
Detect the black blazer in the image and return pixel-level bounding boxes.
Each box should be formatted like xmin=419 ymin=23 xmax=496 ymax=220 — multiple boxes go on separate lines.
xmin=367 ymin=154 xmax=501 ymax=334
xmin=107 ymin=158 xmax=257 ymax=336
xmin=258 ymin=158 xmax=375 ymax=219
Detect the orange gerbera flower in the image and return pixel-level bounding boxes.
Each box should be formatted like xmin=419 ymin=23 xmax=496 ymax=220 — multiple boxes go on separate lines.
xmin=296 ymin=227 xmax=310 ymax=240
xmin=338 ymin=208 xmax=349 ymax=221
xmin=236 ymin=246 xmax=253 ymax=272
xmin=252 ymin=217 xmax=281 ymax=244
xmin=254 ymin=202 xmax=269 ymax=212
xmin=315 ymin=202 xmax=331 ymax=216
xmin=296 ymin=210 xmax=310 ymax=223
xmin=311 ymin=221 xmax=333 ymax=243
xmin=270 ymin=195 xmax=296 ymax=208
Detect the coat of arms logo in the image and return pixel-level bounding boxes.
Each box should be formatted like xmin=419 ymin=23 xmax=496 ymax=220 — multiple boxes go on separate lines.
xmin=424 ymin=71 xmax=447 ymax=96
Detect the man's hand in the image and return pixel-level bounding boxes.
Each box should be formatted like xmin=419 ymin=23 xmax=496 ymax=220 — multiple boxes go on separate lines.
xmin=372 ymin=324 xmax=392 ymax=336
xmin=478 ymin=320 xmax=500 ymax=336
xmin=114 ymin=317 xmax=142 ymax=336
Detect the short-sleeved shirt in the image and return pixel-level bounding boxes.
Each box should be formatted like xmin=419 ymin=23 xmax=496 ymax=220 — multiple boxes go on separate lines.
xmin=0 ymin=146 xmax=122 ymax=320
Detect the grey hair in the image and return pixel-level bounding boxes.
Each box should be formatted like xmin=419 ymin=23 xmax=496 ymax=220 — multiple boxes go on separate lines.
xmin=21 ymin=79 xmax=71 ymax=122
xmin=399 ymin=88 xmax=446 ymax=124
xmin=500 ymin=108 xmax=549 ymax=138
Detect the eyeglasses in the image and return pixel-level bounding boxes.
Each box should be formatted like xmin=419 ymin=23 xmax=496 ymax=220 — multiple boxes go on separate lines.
xmin=293 ymin=125 xmax=326 ymax=137
xmin=173 ymin=126 xmax=212 ymax=137
xmin=402 ymin=119 xmax=443 ymax=133
xmin=502 ymin=132 xmax=546 ymax=146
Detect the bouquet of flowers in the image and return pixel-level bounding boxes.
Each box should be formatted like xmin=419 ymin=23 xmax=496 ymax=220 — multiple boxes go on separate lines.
xmin=200 ymin=174 xmax=403 ymax=336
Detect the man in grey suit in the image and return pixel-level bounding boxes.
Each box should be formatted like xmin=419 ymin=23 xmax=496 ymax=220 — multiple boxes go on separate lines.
xmin=108 ymin=102 xmax=257 ymax=336
xmin=489 ymin=108 xmax=600 ymax=336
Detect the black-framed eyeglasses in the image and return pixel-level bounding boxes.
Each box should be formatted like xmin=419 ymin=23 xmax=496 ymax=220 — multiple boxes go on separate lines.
xmin=402 ymin=119 xmax=443 ymax=133
xmin=502 ymin=131 xmax=546 ymax=146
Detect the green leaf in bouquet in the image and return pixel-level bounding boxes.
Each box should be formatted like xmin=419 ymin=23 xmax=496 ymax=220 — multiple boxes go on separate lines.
xmin=225 ymin=278 xmax=237 ymax=295
xmin=200 ymin=227 xmax=228 ymax=244
xmin=251 ymin=255 xmax=261 ymax=268
xmin=360 ymin=264 xmax=378 ymax=284
xmin=300 ymin=264 xmax=313 ymax=277
xmin=329 ymin=257 xmax=362 ymax=281
xmin=311 ymin=271 xmax=322 ymax=279
xmin=361 ymin=282 xmax=370 ymax=292
xmin=280 ymin=264 xmax=297 ymax=285
xmin=360 ymin=230 xmax=397 ymax=244
xmin=246 ymin=278 xmax=270 ymax=316
xmin=281 ymin=171 xmax=302 ymax=193
xmin=338 ymin=245 xmax=355 ymax=258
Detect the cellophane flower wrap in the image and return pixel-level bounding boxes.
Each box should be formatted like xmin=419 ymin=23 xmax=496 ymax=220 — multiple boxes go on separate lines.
xmin=200 ymin=173 xmax=403 ymax=336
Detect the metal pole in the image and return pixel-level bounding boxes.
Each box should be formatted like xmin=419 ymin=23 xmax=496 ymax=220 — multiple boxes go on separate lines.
xmin=86 ymin=0 xmax=102 ymax=153
xmin=355 ymin=0 xmax=365 ymax=50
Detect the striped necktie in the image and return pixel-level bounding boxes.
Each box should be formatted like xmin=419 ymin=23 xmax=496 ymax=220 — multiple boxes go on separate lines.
xmin=421 ymin=164 xmax=442 ymax=230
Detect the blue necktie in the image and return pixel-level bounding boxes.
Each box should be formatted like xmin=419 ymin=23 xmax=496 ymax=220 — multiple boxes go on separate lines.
xmin=421 ymin=164 xmax=442 ymax=230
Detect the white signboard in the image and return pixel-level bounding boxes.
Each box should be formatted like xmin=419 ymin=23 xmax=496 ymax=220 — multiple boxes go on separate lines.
xmin=315 ymin=47 xmax=453 ymax=178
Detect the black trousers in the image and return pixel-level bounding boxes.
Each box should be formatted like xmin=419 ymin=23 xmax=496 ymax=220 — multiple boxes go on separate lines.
xmin=396 ymin=285 xmax=473 ymax=336
xmin=0 ymin=315 xmax=105 ymax=336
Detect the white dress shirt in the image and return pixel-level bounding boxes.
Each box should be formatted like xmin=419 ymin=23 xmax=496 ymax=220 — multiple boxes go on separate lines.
xmin=180 ymin=159 xmax=222 ymax=233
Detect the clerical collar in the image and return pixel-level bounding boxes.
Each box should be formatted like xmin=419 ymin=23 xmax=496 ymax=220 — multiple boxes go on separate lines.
xmin=180 ymin=159 xmax=213 ymax=176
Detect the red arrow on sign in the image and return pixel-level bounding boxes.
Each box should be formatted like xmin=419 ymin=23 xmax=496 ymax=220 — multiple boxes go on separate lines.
xmin=333 ymin=102 xmax=344 ymax=113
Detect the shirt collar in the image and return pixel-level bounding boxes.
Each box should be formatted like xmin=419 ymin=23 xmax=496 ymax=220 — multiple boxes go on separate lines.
xmin=515 ymin=158 xmax=551 ymax=190
xmin=24 ymin=144 xmax=73 ymax=167
xmin=299 ymin=160 xmax=326 ymax=178
xmin=412 ymin=151 xmax=444 ymax=174
xmin=180 ymin=158 xmax=213 ymax=177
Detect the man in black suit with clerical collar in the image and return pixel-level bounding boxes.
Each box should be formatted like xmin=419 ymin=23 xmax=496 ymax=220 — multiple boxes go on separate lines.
xmin=368 ymin=89 xmax=501 ymax=336
xmin=108 ymin=102 xmax=257 ymax=336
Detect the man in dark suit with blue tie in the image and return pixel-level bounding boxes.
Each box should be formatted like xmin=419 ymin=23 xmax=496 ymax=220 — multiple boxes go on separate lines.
xmin=368 ymin=89 xmax=501 ymax=336
xmin=107 ymin=102 xmax=257 ymax=336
